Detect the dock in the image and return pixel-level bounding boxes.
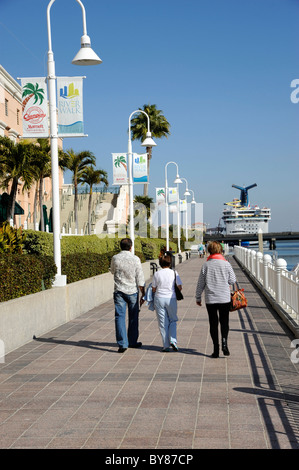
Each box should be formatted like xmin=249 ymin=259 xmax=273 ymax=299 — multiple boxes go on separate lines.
xmin=0 ymin=255 xmax=298 ymax=450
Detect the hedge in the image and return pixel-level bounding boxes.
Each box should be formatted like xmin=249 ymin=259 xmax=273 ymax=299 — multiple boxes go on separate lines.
xmin=0 ymin=254 xmax=57 ymax=302
xmin=62 ymin=250 xmax=146 ymax=284
xmin=23 ymin=231 xmax=177 ymax=259
xmin=1 ymin=231 xmax=178 ymax=302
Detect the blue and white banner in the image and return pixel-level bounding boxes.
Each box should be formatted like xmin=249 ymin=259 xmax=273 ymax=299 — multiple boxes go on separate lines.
xmin=168 ymin=187 xmax=178 ymax=213
xmin=133 ymin=153 xmax=148 ymax=183
xmin=57 ymin=77 xmax=84 ymax=137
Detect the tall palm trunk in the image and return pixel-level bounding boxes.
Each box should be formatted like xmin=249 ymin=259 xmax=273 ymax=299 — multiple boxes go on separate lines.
xmin=8 ymin=177 xmax=18 ymax=223
xmin=33 ymin=182 xmax=38 ymax=228
xmin=88 ymin=188 xmax=93 ymax=235
xmin=143 ymin=146 xmax=152 ymax=196
xmin=74 ymin=181 xmax=79 ymax=233
xmin=39 ymin=176 xmax=44 ymax=231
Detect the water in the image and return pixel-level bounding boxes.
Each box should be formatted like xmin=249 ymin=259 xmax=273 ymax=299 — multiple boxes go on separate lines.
xmin=264 ymin=241 xmax=299 ymax=271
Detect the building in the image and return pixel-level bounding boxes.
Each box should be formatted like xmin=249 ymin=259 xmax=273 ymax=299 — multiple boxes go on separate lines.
xmin=0 ymin=64 xmax=63 ymax=229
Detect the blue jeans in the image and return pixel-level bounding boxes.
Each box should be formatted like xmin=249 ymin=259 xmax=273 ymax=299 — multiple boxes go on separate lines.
xmin=114 ymin=291 xmax=139 ymax=348
xmin=154 ymin=297 xmax=178 ymax=348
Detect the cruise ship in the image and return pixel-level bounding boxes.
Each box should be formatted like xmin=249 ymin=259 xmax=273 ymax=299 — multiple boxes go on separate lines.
xmin=222 ymin=184 xmax=271 ymax=235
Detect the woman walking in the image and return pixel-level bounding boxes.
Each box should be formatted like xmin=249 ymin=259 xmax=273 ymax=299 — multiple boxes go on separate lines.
xmin=152 ymin=254 xmax=183 ymax=352
xmin=195 ymin=241 xmax=236 ymax=358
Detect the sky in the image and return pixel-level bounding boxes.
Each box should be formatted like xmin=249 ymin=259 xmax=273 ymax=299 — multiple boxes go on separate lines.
xmin=0 ymin=0 xmax=299 ymax=232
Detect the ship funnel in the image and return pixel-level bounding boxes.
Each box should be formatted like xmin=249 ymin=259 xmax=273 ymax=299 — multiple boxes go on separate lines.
xmin=232 ymin=184 xmax=257 ymax=206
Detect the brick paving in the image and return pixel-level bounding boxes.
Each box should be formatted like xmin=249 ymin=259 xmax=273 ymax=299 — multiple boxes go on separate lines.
xmin=0 ymin=255 xmax=298 ymax=450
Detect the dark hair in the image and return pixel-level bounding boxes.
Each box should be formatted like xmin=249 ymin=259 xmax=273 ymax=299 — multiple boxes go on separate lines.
xmin=120 ymin=238 xmax=132 ymax=251
xmin=160 ymin=254 xmax=171 ymax=268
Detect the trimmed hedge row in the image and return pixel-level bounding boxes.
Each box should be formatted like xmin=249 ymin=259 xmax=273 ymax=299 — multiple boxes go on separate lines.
xmin=23 ymin=231 xmax=177 ymax=259
xmin=1 ymin=231 xmax=177 ymax=302
xmin=62 ymin=250 xmax=146 ymax=284
xmin=0 ymin=254 xmax=57 ymax=302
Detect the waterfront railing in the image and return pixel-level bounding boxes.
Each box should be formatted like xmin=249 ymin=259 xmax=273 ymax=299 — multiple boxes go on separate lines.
xmin=234 ymin=245 xmax=299 ymax=330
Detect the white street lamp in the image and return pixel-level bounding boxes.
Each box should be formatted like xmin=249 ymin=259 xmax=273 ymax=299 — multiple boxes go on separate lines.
xmin=128 ymin=110 xmax=156 ymax=254
xmin=181 ymin=178 xmax=190 ymax=241
xmin=47 ymin=0 xmax=102 ymax=286
xmin=164 ymin=162 xmax=182 ymax=252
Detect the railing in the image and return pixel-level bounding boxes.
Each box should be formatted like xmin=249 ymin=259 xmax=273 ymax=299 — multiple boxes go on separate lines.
xmin=234 ymin=245 xmax=299 ymax=326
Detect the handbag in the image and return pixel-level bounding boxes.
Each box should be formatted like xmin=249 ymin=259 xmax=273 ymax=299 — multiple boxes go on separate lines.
xmin=230 ymin=288 xmax=247 ymax=312
xmin=174 ymin=272 xmax=183 ymax=301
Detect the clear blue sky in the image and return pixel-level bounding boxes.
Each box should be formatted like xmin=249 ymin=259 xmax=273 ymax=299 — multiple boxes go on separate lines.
xmin=1 ymin=0 xmax=298 ymax=231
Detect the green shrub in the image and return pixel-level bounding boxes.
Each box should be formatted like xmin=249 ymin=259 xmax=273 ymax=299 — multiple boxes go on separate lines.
xmin=62 ymin=252 xmax=113 ymax=283
xmin=61 ymin=250 xmax=146 ymax=284
xmin=0 ymin=222 xmax=26 ymax=254
xmin=23 ymin=230 xmax=53 ymax=256
xmin=0 ymin=254 xmax=56 ymax=302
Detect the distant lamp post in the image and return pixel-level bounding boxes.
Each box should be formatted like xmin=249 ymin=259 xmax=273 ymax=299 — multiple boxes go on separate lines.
xmin=47 ymin=0 xmax=102 ymax=286
xmin=128 ymin=110 xmax=156 ymax=254
xmin=165 ymin=162 xmax=182 ymax=252
xmin=181 ymin=178 xmax=191 ymax=241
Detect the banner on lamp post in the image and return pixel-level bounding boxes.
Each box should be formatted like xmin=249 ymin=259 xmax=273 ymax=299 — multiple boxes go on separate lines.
xmin=156 ymin=188 xmax=166 ymax=204
xmin=21 ymin=78 xmax=48 ymax=137
xmin=57 ymin=77 xmax=84 ymax=137
xmin=168 ymin=187 xmax=178 ymax=213
xmin=133 ymin=153 xmax=148 ymax=183
xmin=112 ymin=153 xmax=128 ymax=185
xmin=180 ymin=199 xmax=187 ymax=212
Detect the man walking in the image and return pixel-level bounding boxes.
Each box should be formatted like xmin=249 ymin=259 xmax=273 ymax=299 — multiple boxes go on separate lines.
xmin=110 ymin=238 xmax=145 ymax=353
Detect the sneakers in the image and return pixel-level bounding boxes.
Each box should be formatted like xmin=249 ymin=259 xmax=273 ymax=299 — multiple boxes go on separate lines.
xmin=161 ymin=343 xmax=179 ymax=352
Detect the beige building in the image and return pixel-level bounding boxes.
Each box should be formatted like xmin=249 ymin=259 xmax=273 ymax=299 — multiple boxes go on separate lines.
xmin=0 ymin=64 xmax=63 ymax=229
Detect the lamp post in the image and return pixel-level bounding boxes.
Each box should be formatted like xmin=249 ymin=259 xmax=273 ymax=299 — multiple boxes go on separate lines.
xmin=164 ymin=162 xmax=182 ymax=252
xmin=181 ymin=178 xmax=191 ymax=241
xmin=47 ymin=0 xmax=101 ymax=286
xmin=128 ymin=110 xmax=156 ymax=254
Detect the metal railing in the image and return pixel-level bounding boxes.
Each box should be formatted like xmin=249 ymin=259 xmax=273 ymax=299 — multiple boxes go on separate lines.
xmin=234 ymin=245 xmax=299 ymax=325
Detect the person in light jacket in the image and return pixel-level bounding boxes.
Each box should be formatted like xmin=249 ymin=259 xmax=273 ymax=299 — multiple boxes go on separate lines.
xmin=110 ymin=238 xmax=145 ymax=353
xmin=152 ymin=254 xmax=183 ymax=352
xmin=195 ymin=241 xmax=236 ymax=358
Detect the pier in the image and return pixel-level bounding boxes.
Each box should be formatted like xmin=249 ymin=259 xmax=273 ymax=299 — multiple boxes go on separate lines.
xmin=204 ymin=232 xmax=299 ymax=249
xmin=0 ymin=255 xmax=298 ymax=449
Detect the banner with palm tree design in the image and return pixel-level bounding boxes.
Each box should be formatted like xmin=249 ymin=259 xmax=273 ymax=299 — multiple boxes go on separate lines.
xmin=21 ymin=78 xmax=48 ymax=138
xmin=112 ymin=153 xmax=128 ymax=185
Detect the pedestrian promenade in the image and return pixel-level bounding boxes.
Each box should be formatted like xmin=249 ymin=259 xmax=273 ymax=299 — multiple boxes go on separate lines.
xmin=0 ymin=255 xmax=298 ymax=450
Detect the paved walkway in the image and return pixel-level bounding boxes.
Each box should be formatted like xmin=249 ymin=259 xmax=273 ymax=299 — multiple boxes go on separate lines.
xmin=0 ymin=255 xmax=298 ymax=450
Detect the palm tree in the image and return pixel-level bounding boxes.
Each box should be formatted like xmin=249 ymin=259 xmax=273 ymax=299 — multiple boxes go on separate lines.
xmin=0 ymin=136 xmax=36 ymax=223
xmin=133 ymin=195 xmax=153 ymax=220
xmin=31 ymin=139 xmax=52 ymax=231
xmin=63 ymin=149 xmax=96 ymax=232
xmin=22 ymin=82 xmax=45 ymax=112
xmin=78 ymin=166 xmax=108 ymax=235
xmin=130 ymin=104 xmax=171 ymax=196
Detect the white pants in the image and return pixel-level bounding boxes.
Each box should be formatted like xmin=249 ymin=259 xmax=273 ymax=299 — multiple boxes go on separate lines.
xmin=154 ymin=296 xmax=178 ymax=348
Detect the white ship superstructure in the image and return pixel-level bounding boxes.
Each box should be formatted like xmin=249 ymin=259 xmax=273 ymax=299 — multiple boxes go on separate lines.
xmin=223 ymin=184 xmax=271 ymax=235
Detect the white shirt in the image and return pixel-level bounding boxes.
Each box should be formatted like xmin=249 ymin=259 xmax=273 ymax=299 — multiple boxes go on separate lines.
xmin=110 ymin=250 xmax=145 ymax=295
xmin=152 ymin=268 xmax=182 ymax=298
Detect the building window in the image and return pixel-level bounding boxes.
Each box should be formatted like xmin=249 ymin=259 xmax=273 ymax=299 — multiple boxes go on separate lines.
xmin=17 ymin=109 xmax=20 ymax=125
xmin=5 ymin=99 xmax=8 ymax=116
